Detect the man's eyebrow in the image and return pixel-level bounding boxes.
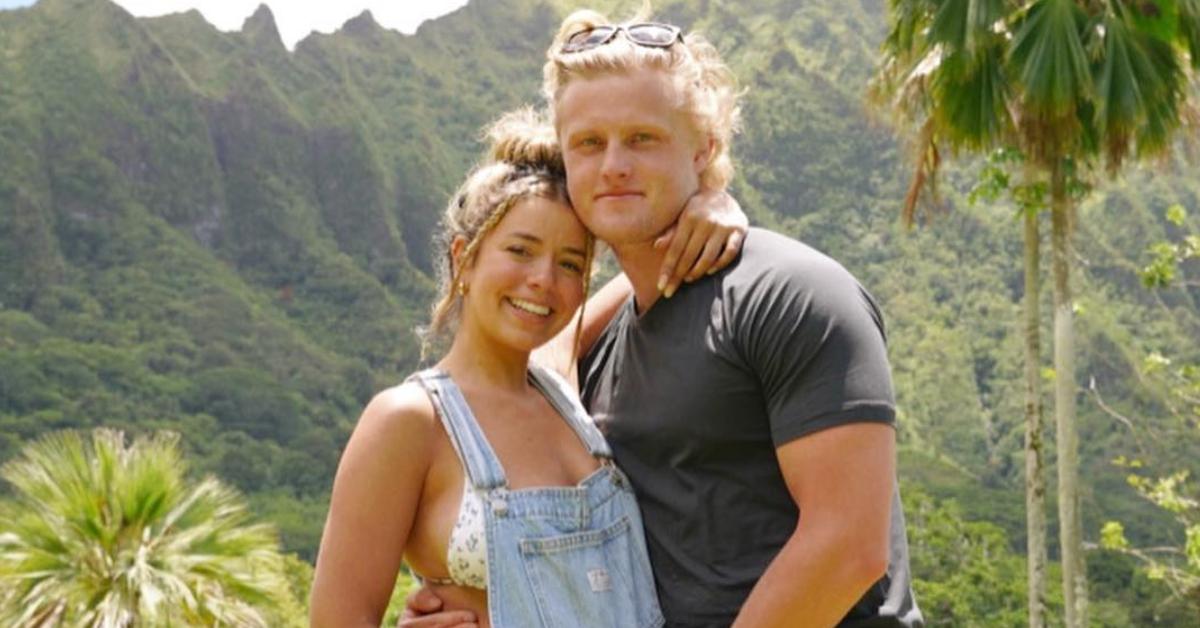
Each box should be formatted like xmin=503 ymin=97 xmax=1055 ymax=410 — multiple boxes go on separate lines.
xmin=512 ymin=232 xmax=586 ymax=257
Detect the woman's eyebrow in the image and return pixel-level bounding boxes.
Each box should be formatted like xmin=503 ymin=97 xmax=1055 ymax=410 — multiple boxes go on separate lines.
xmin=512 ymin=232 xmax=586 ymax=257
xmin=511 ymin=232 xmax=543 ymax=244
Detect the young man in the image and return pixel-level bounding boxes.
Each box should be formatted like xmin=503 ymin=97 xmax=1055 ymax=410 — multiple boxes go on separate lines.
xmin=405 ymin=11 xmax=922 ymax=627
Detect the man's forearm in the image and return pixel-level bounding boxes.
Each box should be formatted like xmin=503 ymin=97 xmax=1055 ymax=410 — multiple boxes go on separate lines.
xmin=731 ymin=521 xmax=888 ymax=628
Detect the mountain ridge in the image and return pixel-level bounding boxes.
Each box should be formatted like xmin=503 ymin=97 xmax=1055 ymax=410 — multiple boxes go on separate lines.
xmin=0 ymin=4 xmax=1197 ymax=618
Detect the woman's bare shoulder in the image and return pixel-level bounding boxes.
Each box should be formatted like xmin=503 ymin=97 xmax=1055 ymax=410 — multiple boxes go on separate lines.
xmin=366 ymin=381 xmax=435 ymax=421
xmin=347 ymin=381 xmax=439 ymax=457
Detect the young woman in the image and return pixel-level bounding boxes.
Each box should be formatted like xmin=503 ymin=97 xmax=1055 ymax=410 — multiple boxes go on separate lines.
xmin=309 ymin=108 xmax=744 ymax=628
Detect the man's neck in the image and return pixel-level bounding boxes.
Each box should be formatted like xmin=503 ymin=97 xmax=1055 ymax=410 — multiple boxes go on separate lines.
xmin=610 ymin=241 xmax=666 ymax=314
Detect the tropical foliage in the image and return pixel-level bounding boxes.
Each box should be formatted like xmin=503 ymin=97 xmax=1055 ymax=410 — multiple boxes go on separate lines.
xmin=0 ymin=429 xmax=300 ymax=626
xmin=871 ymin=1 xmax=1200 ymax=624
xmin=1100 ymin=208 xmax=1200 ymax=615
xmin=0 ymin=0 xmax=1198 ymax=622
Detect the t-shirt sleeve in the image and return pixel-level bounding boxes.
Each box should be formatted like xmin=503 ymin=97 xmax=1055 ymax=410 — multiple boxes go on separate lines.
xmin=733 ymin=254 xmax=896 ymax=446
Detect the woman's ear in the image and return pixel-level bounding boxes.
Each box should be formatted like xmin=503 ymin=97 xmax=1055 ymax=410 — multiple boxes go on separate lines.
xmin=450 ymin=235 xmax=471 ymax=277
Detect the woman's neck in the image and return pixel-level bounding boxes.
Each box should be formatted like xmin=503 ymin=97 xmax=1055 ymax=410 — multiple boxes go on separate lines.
xmin=439 ymin=326 xmax=530 ymax=393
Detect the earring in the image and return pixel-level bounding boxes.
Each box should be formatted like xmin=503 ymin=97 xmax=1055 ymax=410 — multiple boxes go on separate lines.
xmin=457 ymin=282 xmax=469 ymax=296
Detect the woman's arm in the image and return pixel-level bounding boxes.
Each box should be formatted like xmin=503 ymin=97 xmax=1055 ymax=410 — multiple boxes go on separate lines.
xmin=310 ymin=384 xmax=438 ymax=627
xmin=654 ymin=188 xmax=747 ymax=298
xmin=532 ymin=274 xmax=631 ymax=387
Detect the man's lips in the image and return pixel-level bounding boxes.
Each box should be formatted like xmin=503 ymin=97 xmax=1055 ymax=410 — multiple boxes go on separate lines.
xmin=595 ymin=190 xmax=643 ymax=200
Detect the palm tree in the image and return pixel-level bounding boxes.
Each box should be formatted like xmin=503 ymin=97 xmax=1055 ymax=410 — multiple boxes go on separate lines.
xmin=872 ymin=1 xmax=1200 ymax=626
xmin=0 ymin=429 xmax=296 ymax=627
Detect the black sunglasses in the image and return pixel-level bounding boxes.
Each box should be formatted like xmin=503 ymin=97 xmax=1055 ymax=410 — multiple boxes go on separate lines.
xmin=561 ymin=23 xmax=684 ymax=54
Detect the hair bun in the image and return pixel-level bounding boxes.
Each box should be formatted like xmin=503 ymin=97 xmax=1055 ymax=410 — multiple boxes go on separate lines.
xmin=485 ymin=107 xmax=563 ymax=174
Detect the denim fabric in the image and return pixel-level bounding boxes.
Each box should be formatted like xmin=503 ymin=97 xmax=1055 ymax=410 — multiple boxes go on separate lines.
xmin=413 ymin=365 xmax=664 ymax=628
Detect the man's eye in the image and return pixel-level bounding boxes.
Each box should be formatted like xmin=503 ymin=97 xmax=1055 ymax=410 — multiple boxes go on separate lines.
xmin=631 ymin=132 xmax=654 ymax=143
xmin=579 ymin=137 xmax=601 ymax=148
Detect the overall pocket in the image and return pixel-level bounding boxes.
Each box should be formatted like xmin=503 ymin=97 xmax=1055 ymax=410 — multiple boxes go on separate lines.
xmin=518 ymin=515 xmax=664 ymax=628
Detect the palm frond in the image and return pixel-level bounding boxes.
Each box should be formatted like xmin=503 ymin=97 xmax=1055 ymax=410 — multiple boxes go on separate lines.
xmin=885 ymin=0 xmax=939 ymax=61
xmin=929 ymin=0 xmax=1014 ymax=53
xmin=1094 ymin=5 xmax=1188 ymax=166
xmin=1180 ymin=0 xmax=1200 ymax=68
xmin=935 ymin=40 xmax=1015 ymax=148
xmin=1010 ymin=0 xmax=1093 ymax=117
xmin=0 ymin=429 xmax=295 ymax=626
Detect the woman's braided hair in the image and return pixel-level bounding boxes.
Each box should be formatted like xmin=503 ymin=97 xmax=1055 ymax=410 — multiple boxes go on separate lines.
xmin=422 ymin=107 xmax=595 ymax=361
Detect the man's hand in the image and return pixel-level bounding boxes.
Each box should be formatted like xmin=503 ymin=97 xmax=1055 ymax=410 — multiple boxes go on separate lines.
xmin=396 ymin=586 xmax=478 ymax=628
xmin=654 ymin=189 xmax=748 ymax=298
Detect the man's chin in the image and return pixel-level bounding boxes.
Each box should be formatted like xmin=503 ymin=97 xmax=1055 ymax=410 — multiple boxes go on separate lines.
xmin=588 ymin=220 xmax=674 ymax=247
xmin=592 ymin=230 xmax=654 ymax=248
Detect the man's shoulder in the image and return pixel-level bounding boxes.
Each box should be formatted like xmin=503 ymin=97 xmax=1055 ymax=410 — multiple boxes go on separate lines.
xmin=726 ymin=227 xmax=862 ymax=294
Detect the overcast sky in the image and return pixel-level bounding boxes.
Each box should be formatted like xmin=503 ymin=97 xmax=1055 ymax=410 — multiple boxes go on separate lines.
xmin=0 ymin=0 xmax=472 ymax=49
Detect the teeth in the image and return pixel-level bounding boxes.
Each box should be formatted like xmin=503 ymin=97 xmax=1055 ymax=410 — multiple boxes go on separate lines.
xmin=508 ymin=297 xmax=550 ymax=316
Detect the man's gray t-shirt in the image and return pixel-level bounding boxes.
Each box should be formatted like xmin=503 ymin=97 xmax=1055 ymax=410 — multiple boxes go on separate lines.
xmin=579 ymin=228 xmax=922 ymax=627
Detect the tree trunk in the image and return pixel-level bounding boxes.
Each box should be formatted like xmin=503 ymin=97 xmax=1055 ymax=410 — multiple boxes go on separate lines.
xmin=1051 ymin=161 xmax=1087 ymax=627
xmin=1023 ymin=205 xmax=1048 ymax=628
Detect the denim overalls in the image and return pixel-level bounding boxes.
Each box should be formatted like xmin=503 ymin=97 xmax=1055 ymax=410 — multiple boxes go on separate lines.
xmin=412 ymin=366 xmax=665 ymax=628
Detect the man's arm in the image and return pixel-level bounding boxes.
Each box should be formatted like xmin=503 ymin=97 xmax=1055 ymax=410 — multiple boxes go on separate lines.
xmin=731 ymin=422 xmax=895 ymax=628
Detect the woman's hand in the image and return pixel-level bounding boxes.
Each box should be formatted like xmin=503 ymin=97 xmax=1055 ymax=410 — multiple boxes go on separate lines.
xmin=654 ymin=189 xmax=748 ymax=297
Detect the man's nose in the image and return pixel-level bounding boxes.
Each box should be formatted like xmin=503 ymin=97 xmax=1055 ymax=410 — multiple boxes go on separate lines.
xmin=600 ymin=143 xmax=631 ymax=181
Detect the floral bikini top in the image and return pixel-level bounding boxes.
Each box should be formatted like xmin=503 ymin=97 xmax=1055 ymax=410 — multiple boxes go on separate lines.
xmin=422 ymin=478 xmax=489 ymax=589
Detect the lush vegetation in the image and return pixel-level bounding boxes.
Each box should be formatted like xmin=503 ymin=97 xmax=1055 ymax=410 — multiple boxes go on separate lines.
xmin=1 ymin=0 xmax=1197 ymax=621
xmin=0 ymin=429 xmax=303 ymax=625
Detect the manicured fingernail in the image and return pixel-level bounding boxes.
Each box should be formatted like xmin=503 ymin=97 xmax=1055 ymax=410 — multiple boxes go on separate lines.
xmin=664 ymin=285 xmax=676 ymax=298
xmin=657 ymin=276 xmax=667 ymax=292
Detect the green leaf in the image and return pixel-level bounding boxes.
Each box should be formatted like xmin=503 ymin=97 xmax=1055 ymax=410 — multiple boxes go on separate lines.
xmin=1186 ymin=524 xmax=1200 ymax=570
xmin=934 ymin=41 xmax=1013 ymax=147
xmin=1010 ymin=0 xmax=1092 ymax=117
xmin=1166 ymin=203 xmax=1188 ymax=225
xmin=929 ymin=0 xmax=1010 ymax=52
xmin=1180 ymin=0 xmax=1200 ymax=68
xmin=1100 ymin=520 xmax=1130 ymax=550
xmin=1185 ymin=235 xmax=1200 ymax=256
xmin=1144 ymin=351 xmax=1172 ymax=373
xmin=1130 ymin=0 xmax=1181 ymax=43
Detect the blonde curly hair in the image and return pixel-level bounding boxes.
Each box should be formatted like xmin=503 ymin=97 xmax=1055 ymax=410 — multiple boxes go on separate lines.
xmin=543 ymin=7 xmax=741 ymax=190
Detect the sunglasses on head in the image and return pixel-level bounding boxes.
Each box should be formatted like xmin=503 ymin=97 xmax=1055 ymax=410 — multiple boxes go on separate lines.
xmin=561 ymin=22 xmax=684 ymax=54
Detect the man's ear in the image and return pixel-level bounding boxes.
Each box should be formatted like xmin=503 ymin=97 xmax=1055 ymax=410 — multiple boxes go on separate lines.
xmin=693 ymin=134 xmax=716 ymax=175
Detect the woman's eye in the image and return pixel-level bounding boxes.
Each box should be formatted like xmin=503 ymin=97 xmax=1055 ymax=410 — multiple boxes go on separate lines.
xmin=560 ymin=261 xmax=583 ymax=273
xmin=506 ymin=246 xmax=531 ymax=257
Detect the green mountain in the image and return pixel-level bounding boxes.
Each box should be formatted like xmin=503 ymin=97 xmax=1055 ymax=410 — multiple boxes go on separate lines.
xmin=1 ymin=0 xmax=1197 ymax=619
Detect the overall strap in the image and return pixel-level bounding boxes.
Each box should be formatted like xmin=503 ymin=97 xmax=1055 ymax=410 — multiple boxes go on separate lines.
xmin=408 ymin=369 xmax=508 ymax=490
xmin=528 ymin=364 xmax=613 ymax=459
